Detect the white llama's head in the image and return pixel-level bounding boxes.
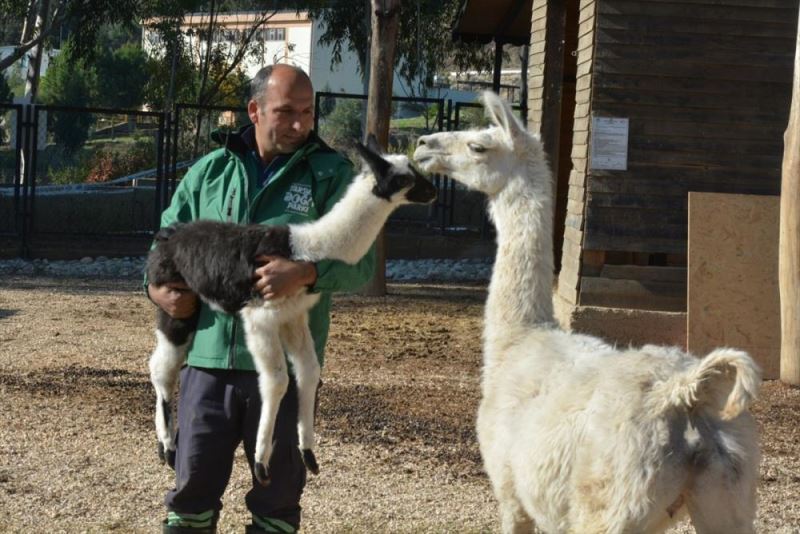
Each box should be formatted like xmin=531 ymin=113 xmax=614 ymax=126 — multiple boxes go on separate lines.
xmin=413 ymin=91 xmax=547 ymax=197
xmin=355 ymin=135 xmax=438 ymax=205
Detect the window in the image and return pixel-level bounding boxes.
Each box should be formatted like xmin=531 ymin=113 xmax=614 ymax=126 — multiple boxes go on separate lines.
xmin=266 ymin=27 xmax=285 ymax=41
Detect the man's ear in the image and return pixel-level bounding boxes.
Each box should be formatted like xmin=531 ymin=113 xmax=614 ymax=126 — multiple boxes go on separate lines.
xmin=247 ymin=99 xmax=260 ymax=124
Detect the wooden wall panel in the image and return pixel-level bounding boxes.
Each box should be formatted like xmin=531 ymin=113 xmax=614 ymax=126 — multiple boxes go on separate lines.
xmin=526 ymin=0 xmax=549 ymax=133
xmin=557 ymin=0 xmax=596 ymax=305
xmin=583 ymin=0 xmax=798 ymax=255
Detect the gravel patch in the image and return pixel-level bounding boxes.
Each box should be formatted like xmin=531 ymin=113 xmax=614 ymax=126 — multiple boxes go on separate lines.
xmin=0 ymin=257 xmax=494 ymax=282
xmin=1 ymin=276 xmax=797 ymax=533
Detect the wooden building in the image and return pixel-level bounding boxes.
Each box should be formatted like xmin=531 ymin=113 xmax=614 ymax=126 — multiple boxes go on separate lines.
xmin=526 ymin=0 xmax=799 ymax=344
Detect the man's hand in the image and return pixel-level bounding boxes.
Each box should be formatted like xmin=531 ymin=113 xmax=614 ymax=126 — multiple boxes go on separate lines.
xmin=147 ymin=282 xmax=199 ymax=319
xmin=253 ymin=256 xmax=317 ymax=300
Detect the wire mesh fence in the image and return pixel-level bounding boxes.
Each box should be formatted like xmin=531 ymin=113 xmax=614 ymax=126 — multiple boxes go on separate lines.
xmin=2 ymin=93 xmax=498 ymax=258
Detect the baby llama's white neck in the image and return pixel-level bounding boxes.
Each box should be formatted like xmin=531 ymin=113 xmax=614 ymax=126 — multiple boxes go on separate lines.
xmin=483 ymin=170 xmax=555 ymax=357
xmin=288 ymin=175 xmax=394 ymax=264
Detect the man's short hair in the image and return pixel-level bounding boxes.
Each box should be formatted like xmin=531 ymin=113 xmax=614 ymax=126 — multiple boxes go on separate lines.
xmin=250 ymin=64 xmax=311 ymax=103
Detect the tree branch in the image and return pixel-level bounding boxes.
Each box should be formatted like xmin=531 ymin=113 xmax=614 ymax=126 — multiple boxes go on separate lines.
xmin=197 ymin=9 xmax=278 ymax=106
xmin=0 ymin=0 xmax=67 ymax=72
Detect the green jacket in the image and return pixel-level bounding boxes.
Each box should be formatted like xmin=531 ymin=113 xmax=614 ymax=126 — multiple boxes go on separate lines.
xmin=154 ymin=126 xmax=375 ymax=370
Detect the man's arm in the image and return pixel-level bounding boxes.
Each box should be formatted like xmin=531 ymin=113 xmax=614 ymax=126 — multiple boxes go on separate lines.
xmin=252 ymin=256 xmax=317 ymax=299
xmin=144 ymin=160 xmax=211 ymax=311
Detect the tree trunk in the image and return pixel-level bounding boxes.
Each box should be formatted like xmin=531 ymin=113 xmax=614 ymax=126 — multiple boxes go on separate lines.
xmin=780 ymin=7 xmax=800 ymax=385
xmin=361 ymin=0 xmax=401 ymax=297
xmin=24 ymin=0 xmax=50 ymax=102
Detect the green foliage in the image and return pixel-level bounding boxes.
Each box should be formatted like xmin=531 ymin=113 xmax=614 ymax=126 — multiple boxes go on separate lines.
xmin=46 ymin=148 xmax=93 ymax=185
xmin=59 ymin=0 xmax=144 ymax=65
xmin=42 ymin=136 xmax=157 ymax=185
xmin=456 ymin=106 xmax=489 ymax=129
xmin=39 ymin=42 xmax=96 ymax=154
xmin=308 ymin=1 xmax=493 ymax=94
xmin=85 ymin=137 xmax=157 ymax=182
xmin=318 ymin=98 xmax=363 ymax=153
xmin=0 ymin=75 xmax=11 ymax=146
xmin=0 ymin=74 xmax=12 ymax=103
xmin=94 ymin=42 xmax=149 ymax=109
xmin=5 ymin=71 xmax=25 ymax=99
xmin=143 ymin=50 xmax=199 ymax=110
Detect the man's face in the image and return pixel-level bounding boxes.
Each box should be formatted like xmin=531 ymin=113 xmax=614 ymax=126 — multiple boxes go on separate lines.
xmin=248 ymin=69 xmax=314 ymax=161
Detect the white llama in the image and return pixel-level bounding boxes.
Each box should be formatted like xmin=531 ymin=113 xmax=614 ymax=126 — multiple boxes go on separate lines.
xmin=147 ymin=136 xmax=437 ymax=485
xmin=414 ymin=92 xmax=761 ymax=534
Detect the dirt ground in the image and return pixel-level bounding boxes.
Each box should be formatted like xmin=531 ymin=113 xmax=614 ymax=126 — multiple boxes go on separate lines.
xmin=0 ymin=276 xmax=798 ymax=534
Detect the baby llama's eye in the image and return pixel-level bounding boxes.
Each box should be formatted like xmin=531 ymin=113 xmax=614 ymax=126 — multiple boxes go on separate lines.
xmin=468 ymin=142 xmax=486 ymax=153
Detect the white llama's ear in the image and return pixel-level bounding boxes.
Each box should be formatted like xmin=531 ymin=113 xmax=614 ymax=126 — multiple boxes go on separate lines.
xmin=481 ymin=90 xmax=525 ymax=145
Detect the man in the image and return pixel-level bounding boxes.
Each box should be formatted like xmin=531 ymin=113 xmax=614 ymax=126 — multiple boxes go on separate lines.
xmin=147 ymin=64 xmax=375 ymax=533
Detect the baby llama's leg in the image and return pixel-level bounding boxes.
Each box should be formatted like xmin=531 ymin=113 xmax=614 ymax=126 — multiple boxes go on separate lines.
xmin=149 ymin=309 xmax=194 ymax=467
xmin=280 ymin=315 xmax=321 ymax=474
xmin=241 ymin=307 xmax=289 ymax=487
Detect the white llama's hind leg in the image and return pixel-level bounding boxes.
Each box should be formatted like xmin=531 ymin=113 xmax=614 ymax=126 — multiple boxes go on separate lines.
xmin=280 ymin=315 xmax=321 ymax=474
xmin=149 ymin=329 xmax=191 ymax=466
xmin=482 ymin=451 xmax=535 ymax=533
xmin=495 ymin=478 xmax=535 ymax=534
xmin=241 ymin=309 xmax=289 ymax=487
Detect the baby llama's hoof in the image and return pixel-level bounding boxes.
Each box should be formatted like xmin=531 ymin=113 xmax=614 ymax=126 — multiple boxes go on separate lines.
xmin=302 ymin=449 xmax=319 ymax=475
xmin=254 ymin=462 xmax=271 ymax=487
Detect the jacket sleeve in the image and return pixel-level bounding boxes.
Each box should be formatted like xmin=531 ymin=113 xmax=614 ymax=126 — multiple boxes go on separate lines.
xmin=310 ymin=159 xmax=376 ymax=293
xmin=143 ymin=159 xmax=209 ymax=290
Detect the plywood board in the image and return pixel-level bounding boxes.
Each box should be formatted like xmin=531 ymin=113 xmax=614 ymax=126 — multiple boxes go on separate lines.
xmin=687 ymin=192 xmax=780 ymax=378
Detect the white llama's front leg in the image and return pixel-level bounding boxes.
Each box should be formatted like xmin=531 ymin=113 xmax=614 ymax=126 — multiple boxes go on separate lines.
xmin=241 ymin=308 xmax=289 ymax=486
xmin=149 ymin=329 xmax=191 ymax=467
xmin=280 ymin=315 xmax=322 ymax=474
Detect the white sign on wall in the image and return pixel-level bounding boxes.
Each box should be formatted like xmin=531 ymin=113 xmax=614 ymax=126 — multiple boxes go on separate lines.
xmin=590 ymin=116 xmax=629 ymax=171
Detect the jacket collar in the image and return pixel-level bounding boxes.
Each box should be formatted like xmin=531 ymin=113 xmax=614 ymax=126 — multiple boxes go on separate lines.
xmin=211 ymin=125 xmax=337 ymax=158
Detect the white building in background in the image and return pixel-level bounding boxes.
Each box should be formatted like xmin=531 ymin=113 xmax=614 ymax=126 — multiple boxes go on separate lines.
xmin=142 ymin=10 xmax=472 ymax=101
xmin=0 ymin=46 xmax=60 ymax=82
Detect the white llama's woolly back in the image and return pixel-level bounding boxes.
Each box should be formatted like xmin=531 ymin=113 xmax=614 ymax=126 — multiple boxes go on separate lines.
xmin=414 ymin=91 xmax=761 ymax=534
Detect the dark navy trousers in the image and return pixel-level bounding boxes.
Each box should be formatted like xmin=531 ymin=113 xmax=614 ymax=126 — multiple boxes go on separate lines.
xmin=165 ymin=366 xmax=307 ymax=528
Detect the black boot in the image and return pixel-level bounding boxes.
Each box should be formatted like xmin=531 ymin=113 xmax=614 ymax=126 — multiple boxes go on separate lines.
xmin=162 ymin=511 xmax=219 ymax=534
xmin=162 ymin=522 xmax=215 ymax=534
xmin=245 ymin=522 xmax=296 ymax=534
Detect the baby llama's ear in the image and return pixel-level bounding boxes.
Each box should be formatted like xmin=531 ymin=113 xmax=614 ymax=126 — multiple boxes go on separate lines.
xmin=481 ymin=90 xmax=526 ymax=146
xmin=355 ymin=137 xmax=391 ymax=179
xmin=154 ymin=223 xmax=185 ymax=242
xmin=365 ymin=133 xmax=383 ymax=155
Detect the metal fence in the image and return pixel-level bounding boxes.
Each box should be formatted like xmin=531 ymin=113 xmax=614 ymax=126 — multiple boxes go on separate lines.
xmin=0 ymin=93 xmax=505 ymax=258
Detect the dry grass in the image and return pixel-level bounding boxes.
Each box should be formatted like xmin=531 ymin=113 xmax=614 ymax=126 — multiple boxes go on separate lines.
xmin=0 ymin=277 xmax=797 ymax=533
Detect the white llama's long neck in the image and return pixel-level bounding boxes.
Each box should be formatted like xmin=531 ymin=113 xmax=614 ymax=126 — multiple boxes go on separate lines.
xmin=483 ymin=159 xmax=555 ymax=356
xmin=289 ymin=175 xmax=394 ymax=264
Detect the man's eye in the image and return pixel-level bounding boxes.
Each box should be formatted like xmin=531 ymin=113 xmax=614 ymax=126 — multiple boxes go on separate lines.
xmin=468 ymin=142 xmax=486 ymax=153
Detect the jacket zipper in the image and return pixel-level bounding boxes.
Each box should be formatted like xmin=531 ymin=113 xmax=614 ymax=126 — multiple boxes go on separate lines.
xmin=227 ymin=184 xmax=239 ymax=369
xmin=228 ymin=319 xmax=237 ymax=369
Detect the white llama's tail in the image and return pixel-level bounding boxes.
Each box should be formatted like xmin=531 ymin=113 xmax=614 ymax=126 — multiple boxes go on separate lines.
xmin=663 ymin=348 xmax=761 ymax=420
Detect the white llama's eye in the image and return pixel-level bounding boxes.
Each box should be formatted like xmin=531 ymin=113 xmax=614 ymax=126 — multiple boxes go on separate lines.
xmin=468 ymin=142 xmax=486 ymax=153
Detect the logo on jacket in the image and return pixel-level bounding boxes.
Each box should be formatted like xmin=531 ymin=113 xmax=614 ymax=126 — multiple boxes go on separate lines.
xmin=283 ymin=183 xmax=313 ymax=215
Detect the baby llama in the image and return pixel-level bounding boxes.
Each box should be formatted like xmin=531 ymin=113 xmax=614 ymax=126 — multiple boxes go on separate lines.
xmin=147 ymin=137 xmax=437 ymax=485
